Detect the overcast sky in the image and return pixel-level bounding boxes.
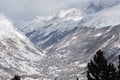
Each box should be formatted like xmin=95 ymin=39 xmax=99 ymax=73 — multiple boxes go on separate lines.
xmin=0 ymin=0 xmax=83 ymax=22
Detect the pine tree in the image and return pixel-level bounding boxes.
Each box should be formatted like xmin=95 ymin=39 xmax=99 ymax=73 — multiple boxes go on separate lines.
xmin=11 ymin=75 xmax=21 ymax=80
xmin=107 ymin=63 xmax=117 ymax=80
xmin=100 ymin=63 xmax=117 ymax=80
xmin=87 ymin=70 xmax=94 ymax=80
xmin=87 ymin=50 xmax=107 ymax=80
xmin=117 ymin=55 xmax=120 ymax=80
xmin=76 ymin=77 xmax=79 ymax=80
xmin=87 ymin=50 xmax=117 ymax=80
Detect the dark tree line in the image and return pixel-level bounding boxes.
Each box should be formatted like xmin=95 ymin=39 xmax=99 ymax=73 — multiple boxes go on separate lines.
xmin=87 ymin=50 xmax=120 ymax=80
xmin=11 ymin=75 xmax=21 ymax=80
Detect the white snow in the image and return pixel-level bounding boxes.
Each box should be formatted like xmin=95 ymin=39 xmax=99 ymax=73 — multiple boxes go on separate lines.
xmin=0 ymin=15 xmax=45 ymax=77
xmin=81 ymin=0 xmax=120 ymax=28
xmin=79 ymin=63 xmax=87 ymax=68
xmin=0 ymin=15 xmax=28 ymax=41
xmin=57 ymin=8 xmax=83 ymax=21
xmin=72 ymin=36 xmax=77 ymax=40
xmin=12 ymin=0 xmax=120 ymax=79
xmin=18 ymin=8 xmax=83 ymax=37
xmin=94 ymin=33 xmax=102 ymax=37
xmin=23 ymin=78 xmax=39 ymax=80
xmin=18 ymin=0 xmax=120 ymax=33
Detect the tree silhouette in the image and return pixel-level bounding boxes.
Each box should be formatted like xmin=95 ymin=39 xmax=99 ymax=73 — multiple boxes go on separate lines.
xmin=87 ymin=50 xmax=117 ymax=80
xmin=76 ymin=77 xmax=79 ymax=80
xmin=11 ymin=75 xmax=21 ymax=80
xmin=117 ymin=55 xmax=120 ymax=80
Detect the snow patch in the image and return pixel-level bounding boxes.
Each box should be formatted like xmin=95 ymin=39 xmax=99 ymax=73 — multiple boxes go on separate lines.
xmin=94 ymin=33 xmax=102 ymax=37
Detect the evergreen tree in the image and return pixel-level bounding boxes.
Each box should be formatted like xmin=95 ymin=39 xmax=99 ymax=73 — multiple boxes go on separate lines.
xmin=76 ymin=77 xmax=79 ymax=80
xmin=87 ymin=50 xmax=117 ymax=80
xmin=87 ymin=70 xmax=94 ymax=80
xmin=117 ymin=55 xmax=120 ymax=80
xmin=11 ymin=75 xmax=21 ymax=80
xmin=100 ymin=63 xmax=117 ymax=80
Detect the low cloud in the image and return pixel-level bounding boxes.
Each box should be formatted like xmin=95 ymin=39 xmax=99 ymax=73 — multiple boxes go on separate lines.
xmin=0 ymin=0 xmax=89 ymax=22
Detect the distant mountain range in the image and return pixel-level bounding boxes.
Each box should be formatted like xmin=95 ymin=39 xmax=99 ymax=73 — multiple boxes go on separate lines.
xmin=18 ymin=0 xmax=120 ymax=50
xmin=1 ymin=0 xmax=120 ymax=80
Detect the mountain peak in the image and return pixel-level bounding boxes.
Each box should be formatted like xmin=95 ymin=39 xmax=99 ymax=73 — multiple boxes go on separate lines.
xmin=56 ymin=8 xmax=83 ymax=21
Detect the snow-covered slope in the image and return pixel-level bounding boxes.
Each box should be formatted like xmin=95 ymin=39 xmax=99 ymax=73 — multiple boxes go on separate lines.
xmin=81 ymin=0 xmax=120 ymax=28
xmin=17 ymin=0 xmax=120 ymax=50
xmin=18 ymin=8 xmax=82 ymax=49
xmin=0 ymin=15 xmax=45 ymax=79
xmin=14 ymin=0 xmax=120 ymax=80
xmin=37 ymin=26 xmax=120 ymax=80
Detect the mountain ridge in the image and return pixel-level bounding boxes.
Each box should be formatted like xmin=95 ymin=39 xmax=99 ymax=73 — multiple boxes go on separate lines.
xmin=17 ymin=0 xmax=120 ymax=50
xmin=11 ymin=0 xmax=120 ymax=79
xmin=0 ymin=15 xmax=46 ymax=80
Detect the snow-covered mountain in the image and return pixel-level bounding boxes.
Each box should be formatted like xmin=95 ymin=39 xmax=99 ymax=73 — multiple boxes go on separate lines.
xmin=14 ymin=0 xmax=120 ymax=80
xmin=18 ymin=8 xmax=82 ymax=50
xmin=35 ymin=25 xmax=120 ymax=80
xmin=0 ymin=15 xmax=46 ymax=80
xmin=17 ymin=0 xmax=120 ymax=50
xmin=81 ymin=0 xmax=120 ymax=28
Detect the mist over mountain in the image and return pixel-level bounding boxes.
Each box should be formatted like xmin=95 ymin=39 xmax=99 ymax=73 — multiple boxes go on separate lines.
xmin=18 ymin=0 xmax=120 ymax=50
xmin=1 ymin=0 xmax=120 ymax=80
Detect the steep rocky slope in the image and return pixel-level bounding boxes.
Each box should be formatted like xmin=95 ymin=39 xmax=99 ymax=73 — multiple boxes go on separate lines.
xmin=0 ymin=15 xmax=45 ymax=80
